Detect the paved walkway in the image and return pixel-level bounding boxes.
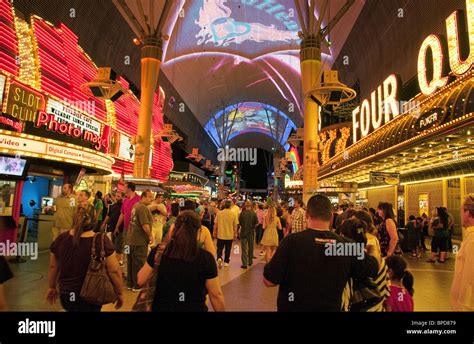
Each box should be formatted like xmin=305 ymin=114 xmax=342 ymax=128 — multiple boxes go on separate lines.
xmin=4 ymin=242 xmax=455 ymax=312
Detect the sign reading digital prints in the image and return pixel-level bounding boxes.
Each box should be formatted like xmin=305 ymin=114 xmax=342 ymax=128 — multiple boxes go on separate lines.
xmin=0 ymin=133 xmax=114 ymax=171
xmin=352 ymin=0 xmax=474 ymax=143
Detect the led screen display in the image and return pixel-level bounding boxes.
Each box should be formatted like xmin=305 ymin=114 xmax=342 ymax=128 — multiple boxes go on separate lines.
xmin=205 ymin=102 xmax=296 ymax=149
xmin=166 ymin=0 xmax=301 ymax=60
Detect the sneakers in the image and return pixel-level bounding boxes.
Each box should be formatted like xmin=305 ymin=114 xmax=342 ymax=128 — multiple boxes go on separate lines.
xmin=224 ymin=262 xmax=230 ymax=267
xmin=240 ymin=265 xmax=247 ymax=269
xmin=259 ymin=251 xmax=265 ymax=256
xmin=217 ymin=258 xmax=223 ymax=269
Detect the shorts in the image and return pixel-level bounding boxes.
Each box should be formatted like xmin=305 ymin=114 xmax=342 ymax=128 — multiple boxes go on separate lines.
xmin=113 ymin=232 xmax=124 ymax=254
xmin=431 ymin=236 xmax=448 ymax=253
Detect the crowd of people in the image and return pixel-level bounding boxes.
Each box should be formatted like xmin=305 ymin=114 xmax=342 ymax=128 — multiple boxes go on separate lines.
xmin=0 ymin=182 xmax=473 ymax=312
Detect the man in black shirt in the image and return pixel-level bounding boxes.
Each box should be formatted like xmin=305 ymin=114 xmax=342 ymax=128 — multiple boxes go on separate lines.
xmin=263 ymin=194 xmax=378 ymax=312
xmin=0 ymin=256 xmax=13 ymax=311
xmin=102 ymin=191 xmax=125 ymax=264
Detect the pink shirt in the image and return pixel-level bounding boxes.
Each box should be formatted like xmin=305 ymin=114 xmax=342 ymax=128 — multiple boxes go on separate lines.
xmin=256 ymin=209 xmax=265 ymax=225
xmin=385 ymin=285 xmax=414 ymax=312
xmin=121 ymin=194 xmax=141 ymax=231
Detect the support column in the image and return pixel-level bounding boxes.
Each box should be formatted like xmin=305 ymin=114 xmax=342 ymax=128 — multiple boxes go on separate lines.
xmin=460 ymin=176 xmax=467 ymax=239
xmin=218 ymin=159 xmax=226 ymax=199
xmin=301 ymin=36 xmax=321 ymax=204
xmin=273 ymin=151 xmax=280 ymax=203
xmin=134 ymin=37 xmax=163 ymax=178
xmin=442 ymin=179 xmax=448 ymax=208
xmin=404 ymin=184 xmax=409 ymax=226
xmin=394 ymin=185 xmax=398 ymax=219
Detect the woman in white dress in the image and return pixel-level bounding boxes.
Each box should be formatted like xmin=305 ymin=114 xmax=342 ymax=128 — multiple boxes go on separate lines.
xmin=261 ymin=205 xmax=282 ymax=264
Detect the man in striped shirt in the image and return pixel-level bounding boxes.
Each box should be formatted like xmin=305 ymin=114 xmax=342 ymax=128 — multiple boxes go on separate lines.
xmin=290 ymin=199 xmax=306 ymax=233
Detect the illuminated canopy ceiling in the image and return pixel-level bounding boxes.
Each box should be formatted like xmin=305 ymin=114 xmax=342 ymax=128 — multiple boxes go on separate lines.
xmin=159 ymin=0 xmax=366 ymax=150
xmin=205 ymin=102 xmax=297 ymax=150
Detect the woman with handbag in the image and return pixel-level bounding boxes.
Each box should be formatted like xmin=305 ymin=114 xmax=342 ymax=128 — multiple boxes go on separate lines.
xmin=137 ymin=210 xmax=225 ymax=312
xmin=46 ymin=204 xmax=124 ymax=312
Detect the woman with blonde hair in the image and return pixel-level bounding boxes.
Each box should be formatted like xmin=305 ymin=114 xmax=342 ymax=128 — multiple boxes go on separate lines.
xmin=261 ymin=205 xmax=282 ymax=264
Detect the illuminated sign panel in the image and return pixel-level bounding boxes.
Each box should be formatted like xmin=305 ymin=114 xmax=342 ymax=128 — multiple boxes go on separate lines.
xmin=352 ymin=75 xmax=401 ymax=142
xmin=5 ymin=81 xmax=46 ymax=123
xmin=417 ymin=0 xmax=473 ymax=95
xmin=2 ymin=81 xmax=108 ymax=152
xmin=353 ymin=0 xmax=474 ymax=143
xmin=46 ymin=99 xmax=101 ymax=136
xmin=414 ymin=107 xmax=447 ymax=132
xmin=0 ymin=133 xmax=114 ymax=171
xmin=119 ymin=134 xmax=135 ymax=161
xmin=446 ymin=1 xmax=474 ymax=75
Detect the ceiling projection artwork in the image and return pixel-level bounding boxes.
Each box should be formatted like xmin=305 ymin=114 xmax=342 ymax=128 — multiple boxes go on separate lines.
xmin=165 ymin=0 xmax=302 ymax=59
xmin=205 ymin=102 xmax=297 ymax=150
xmin=157 ymin=0 xmax=365 ymax=149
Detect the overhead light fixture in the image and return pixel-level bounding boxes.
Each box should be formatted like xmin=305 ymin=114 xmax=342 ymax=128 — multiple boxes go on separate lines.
xmin=133 ymin=38 xmax=142 ymax=46
xmin=81 ymin=67 xmax=128 ymax=102
xmin=306 ymin=70 xmax=356 ymax=110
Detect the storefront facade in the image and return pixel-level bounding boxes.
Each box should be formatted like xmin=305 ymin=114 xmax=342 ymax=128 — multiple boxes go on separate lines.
xmin=319 ymin=0 xmax=474 ymax=236
xmin=0 ymin=1 xmax=173 ymax=243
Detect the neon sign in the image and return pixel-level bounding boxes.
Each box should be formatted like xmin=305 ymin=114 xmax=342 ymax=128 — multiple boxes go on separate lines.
xmin=34 ymin=111 xmax=108 ymax=151
xmin=353 ymin=0 xmax=474 ymax=142
xmin=352 ymin=74 xmax=401 ymax=142
xmin=418 ymin=0 xmax=473 ymax=95
xmin=5 ymin=81 xmax=46 ymax=123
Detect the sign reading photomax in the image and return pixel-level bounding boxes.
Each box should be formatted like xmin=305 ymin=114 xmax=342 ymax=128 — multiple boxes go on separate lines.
xmin=370 ymin=171 xmax=400 ymax=186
